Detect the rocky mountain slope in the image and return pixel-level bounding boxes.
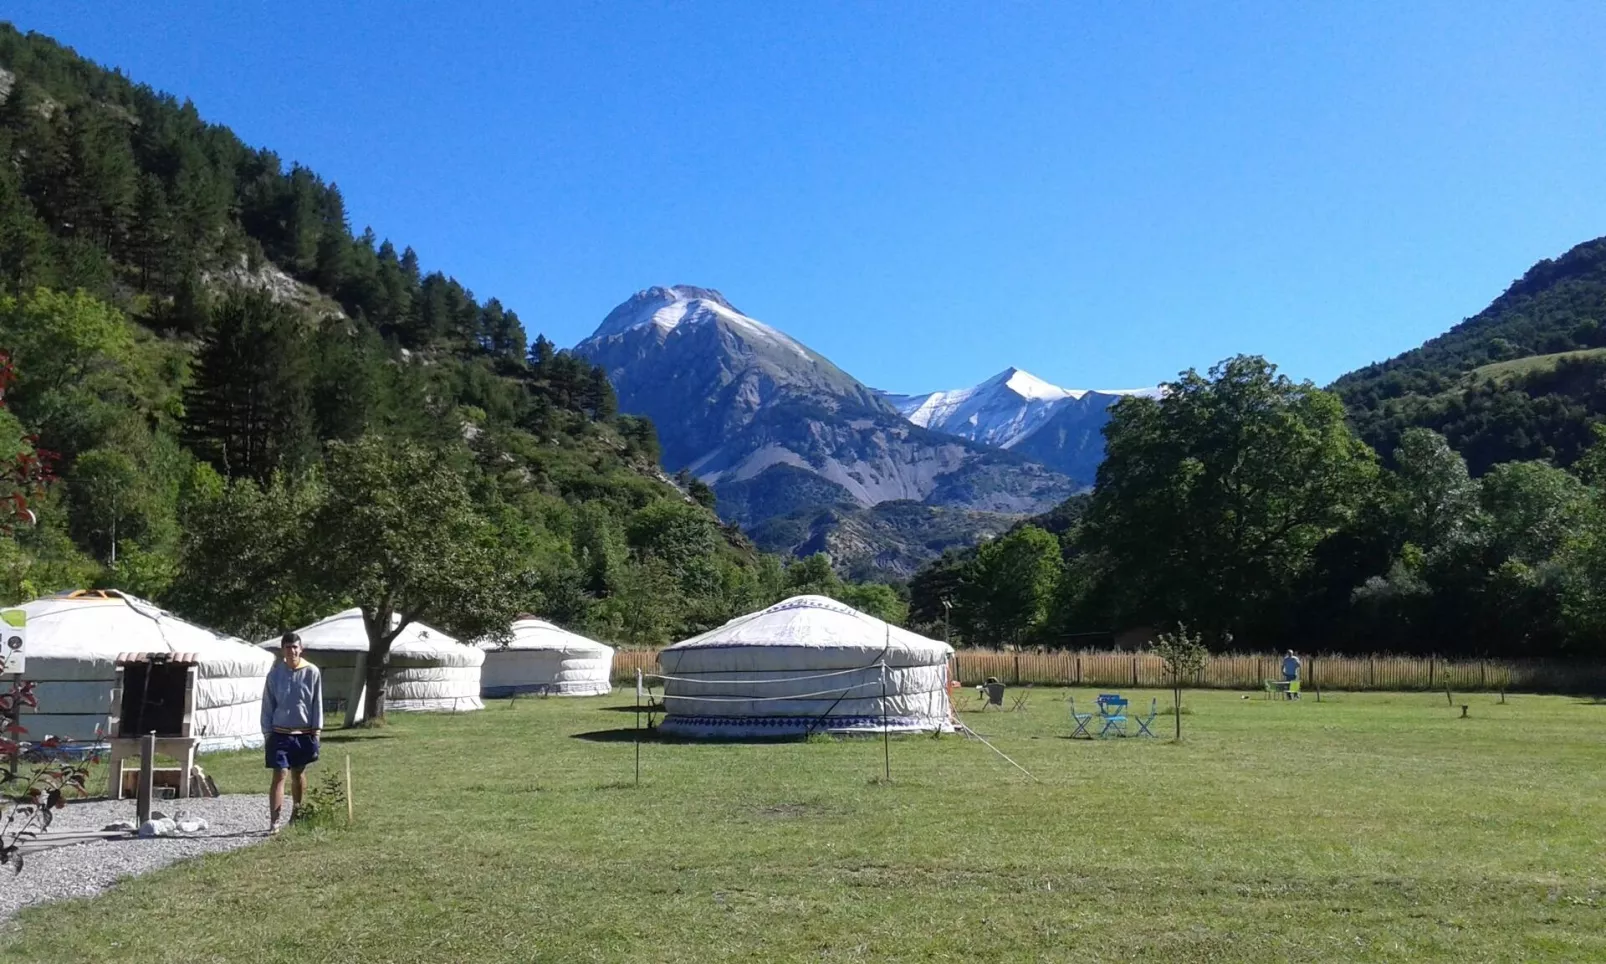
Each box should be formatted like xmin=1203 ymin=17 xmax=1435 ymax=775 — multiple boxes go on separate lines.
xmin=574 ymin=287 xmax=1079 ymax=571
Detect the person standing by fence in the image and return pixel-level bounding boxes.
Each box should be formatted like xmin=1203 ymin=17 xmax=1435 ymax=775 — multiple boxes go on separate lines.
xmin=1281 ymin=649 xmax=1302 ymax=699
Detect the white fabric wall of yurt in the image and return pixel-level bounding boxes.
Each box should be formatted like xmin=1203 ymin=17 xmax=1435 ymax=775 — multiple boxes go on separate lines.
xmin=18 ymin=590 xmax=273 ymax=751
xmin=264 ymin=609 xmax=483 ymax=713
xmin=478 ymin=616 xmax=613 ymax=697
xmin=657 ymin=595 xmax=954 ymax=738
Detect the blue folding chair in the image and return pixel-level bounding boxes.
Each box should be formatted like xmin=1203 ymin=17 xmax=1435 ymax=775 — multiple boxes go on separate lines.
xmin=1133 ymin=698 xmax=1158 ymax=737
xmin=1096 ymin=695 xmax=1128 ymax=737
xmin=1069 ymin=697 xmax=1097 ymax=739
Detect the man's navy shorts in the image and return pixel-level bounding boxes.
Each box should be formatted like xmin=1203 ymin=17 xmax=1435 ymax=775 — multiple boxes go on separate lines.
xmin=265 ymin=732 xmax=320 ymax=770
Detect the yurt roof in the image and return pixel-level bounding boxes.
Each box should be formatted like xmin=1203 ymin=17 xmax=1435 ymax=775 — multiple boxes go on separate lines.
xmin=480 ymin=616 xmax=613 ymax=655
xmin=665 ymin=595 xmax=951 ymax=657
xmin=263 ymin=608 xmax=472 ymax=658
xmin=20 ymin=590 xmax=271 ymax=667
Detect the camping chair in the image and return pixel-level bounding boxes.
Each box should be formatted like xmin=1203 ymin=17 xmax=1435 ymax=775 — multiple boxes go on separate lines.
xmin=1133 ymin=698 xmax=1158 ymax=737
xmin=1068 ymin=697 xmax=1096 ymax=739
xmin=1095 ymin=695 xmax=1128 ymax=737
xmin=981 ymin=679 xmax=1006 ymax=710
xmin=1011 ymin=683 xmax=1033 ymax=712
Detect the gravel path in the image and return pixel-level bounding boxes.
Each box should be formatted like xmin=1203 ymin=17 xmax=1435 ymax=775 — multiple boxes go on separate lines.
xmin=0 ymin=795 xmax=271 ymax=924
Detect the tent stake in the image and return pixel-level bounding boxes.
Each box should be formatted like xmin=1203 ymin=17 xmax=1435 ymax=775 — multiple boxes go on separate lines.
xmin=344 ymin=754 xmax=353 ymax=824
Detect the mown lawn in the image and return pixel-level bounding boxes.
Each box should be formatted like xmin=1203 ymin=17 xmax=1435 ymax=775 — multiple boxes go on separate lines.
xmin=1 ymin=689 xmax=1602 ymax=963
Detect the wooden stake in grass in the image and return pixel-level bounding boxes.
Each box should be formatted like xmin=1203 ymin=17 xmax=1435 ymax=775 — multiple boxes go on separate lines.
xmin=344 ymin=754 xmax=353 ymax=825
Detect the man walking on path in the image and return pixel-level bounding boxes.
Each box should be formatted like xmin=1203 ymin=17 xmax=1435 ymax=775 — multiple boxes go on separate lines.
xmin=262 ymin=631 xmax=323 ymax=833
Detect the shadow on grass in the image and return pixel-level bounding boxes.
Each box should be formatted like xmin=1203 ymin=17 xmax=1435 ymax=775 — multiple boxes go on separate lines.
xmin=572 ymin=727 xmax=667 ymax=743
xmin=319 ymin=730 xmax=400 ymax=744
xmin=595 ymin=703 xmax=666 ymax=714
xmin=571 ymin=727 xmax=887 ymax=746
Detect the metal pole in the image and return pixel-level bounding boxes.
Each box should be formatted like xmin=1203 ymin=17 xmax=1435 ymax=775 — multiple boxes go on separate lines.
xmin=634 ymin=668 xmax=642 ymax=787
xmin=136 ymin=731 xmax=155 ymax=825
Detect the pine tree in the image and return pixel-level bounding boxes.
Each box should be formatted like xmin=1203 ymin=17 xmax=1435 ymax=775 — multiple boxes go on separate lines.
xmin=183 ymin=291 xmax=315 ymax=482
xmin=587 ymin=365 xmax=617 ymax=419
xmin=528 ymin=334 xmax=556 ymax=371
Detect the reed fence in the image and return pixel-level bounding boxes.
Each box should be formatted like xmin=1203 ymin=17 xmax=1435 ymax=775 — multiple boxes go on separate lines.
xmin=611 ymin=648 xmax=1606 ymax=694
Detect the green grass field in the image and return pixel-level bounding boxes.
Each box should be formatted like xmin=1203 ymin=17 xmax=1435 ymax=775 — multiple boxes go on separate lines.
xmin=1471 ymin=346 xmax=1606 ymax=381
xmin=2 ymin=689 xmax=1602 ymax=963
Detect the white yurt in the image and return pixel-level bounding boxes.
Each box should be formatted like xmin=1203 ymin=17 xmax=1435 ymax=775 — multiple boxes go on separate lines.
xmin=656 ymin=595 xmax=955 ymax=738
xmin=478 ymin=616 xmax=614 ymax=697
xmin=264 ymin=609 xmax=484 ymax=713
xmin=17 ymin=590 xmax=273 ymax=751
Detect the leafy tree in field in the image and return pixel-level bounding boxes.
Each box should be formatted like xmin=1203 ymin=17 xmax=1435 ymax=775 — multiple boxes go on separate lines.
xmin=1476 ymin=461 xmax=1587 ymax=565
xmin=167 ymin=465 xmax=326 ymax=643
xmin=836 ymin=581 xmax=908 ymax=626
xmin=1389 ymin=428 xmax=1478 ymax=551
xmin=305 ymin=436 xmax=523 ymax=724
xmin=963 ymin=525 xmax=1061 ymax=646
xmin=1084 ymin=355 xmax=1379 ymax=643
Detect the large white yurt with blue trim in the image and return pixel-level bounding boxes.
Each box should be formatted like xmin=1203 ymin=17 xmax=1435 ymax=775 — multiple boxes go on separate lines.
xmin=264 ymin=609 xmax=484 ymax=713
xmin=478 ymin=616 xmax=613 ymax=697
xmin=17 ymin=590 xmax=273 ymax=750
xmin=657 ymin=595 xmax=954 ymax=738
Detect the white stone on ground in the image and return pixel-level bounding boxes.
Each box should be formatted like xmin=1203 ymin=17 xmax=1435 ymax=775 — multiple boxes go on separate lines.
xmin=0 ymin=794 xmax=271 ymax=924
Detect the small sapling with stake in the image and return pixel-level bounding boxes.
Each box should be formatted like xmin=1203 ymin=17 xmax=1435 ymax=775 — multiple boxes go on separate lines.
xmin=1152 ymin=624 xmax=1208 ymax=741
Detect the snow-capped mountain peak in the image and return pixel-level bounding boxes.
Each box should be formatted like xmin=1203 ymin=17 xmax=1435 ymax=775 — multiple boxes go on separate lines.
xmin=993 ymin=367 xmax=1082 ymax=402
xmin=587 ymin=285 xmax=807 ymax=359
xmin=881 ymin=368 xmax=1157 ymax=455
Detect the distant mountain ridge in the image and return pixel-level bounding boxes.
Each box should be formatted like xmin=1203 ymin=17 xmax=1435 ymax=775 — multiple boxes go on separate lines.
xmin=881 ymin=369 xmax=1158 ymax=482
xmin=573 ymin=286 xmax=1081 ymax=573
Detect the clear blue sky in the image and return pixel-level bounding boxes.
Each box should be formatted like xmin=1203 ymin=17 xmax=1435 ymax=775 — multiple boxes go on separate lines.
xmin=8 ymin=2 xmax=1605 ymax=392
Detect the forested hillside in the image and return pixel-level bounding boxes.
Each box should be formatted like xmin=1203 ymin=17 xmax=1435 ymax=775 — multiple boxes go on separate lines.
xmin=0 ymin=25 xmax=900 ymax=644
xmin=1334 ymin=236 xmax=1606 ymax=472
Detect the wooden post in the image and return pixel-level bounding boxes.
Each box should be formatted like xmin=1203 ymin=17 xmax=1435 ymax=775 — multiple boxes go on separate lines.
xmin=136 ymin=732 xmax=155 ymax=825
xmin=1369 ymin=657 xmax=1375 ymax=690
xmin=1428 ymin=655 xmax=1434 ymax=690
xmin=1014 ymin=653 xmax=1021 ymax=686
xmin=1132 ymin=656 xmax=1138 ymax=688
xmin=1075 ymin=655 xmax=1082 ymax=685
xmin=344 ymin=754 xmax=353 ymax=824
